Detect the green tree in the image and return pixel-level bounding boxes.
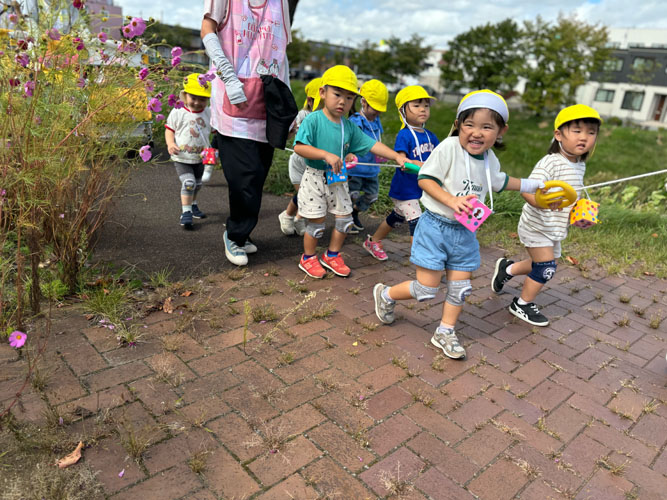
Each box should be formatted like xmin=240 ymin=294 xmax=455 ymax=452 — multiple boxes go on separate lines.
xmin=521 ymin=16 xmax=610 ymax=114
xmin=143 ymin=21 xmax=194 ymax=47
xmin=440 ymin=19 xmax=523 ymax=93
xmin=349 ymin=40 xmax=392 ymax=79
xmin=350 ymin=34 xmax=431 ymax=83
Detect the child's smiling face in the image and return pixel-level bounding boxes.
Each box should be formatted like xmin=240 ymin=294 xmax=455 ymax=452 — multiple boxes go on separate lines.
xmin=184 ymin=92 xmax=208 ymax=112
xmin=456 ymin=108 xmax=507 ymax=155
xmin=320 ymin=85 xmax=357 ymax=120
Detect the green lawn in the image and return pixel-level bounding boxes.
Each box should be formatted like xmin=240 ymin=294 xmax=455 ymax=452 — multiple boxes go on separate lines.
xmin=265 ymin=81 xmax=667 ymax=278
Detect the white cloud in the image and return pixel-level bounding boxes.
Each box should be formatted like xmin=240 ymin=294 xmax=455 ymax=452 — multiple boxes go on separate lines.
xmin=115 ymin=0 xmax=667 ymax=48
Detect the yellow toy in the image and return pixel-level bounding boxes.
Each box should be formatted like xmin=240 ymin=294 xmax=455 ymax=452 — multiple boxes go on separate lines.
xmin=534 ymin=180 xmax=577 ymax=209
xmin=569 ymin=198 xmax=599 ymax=227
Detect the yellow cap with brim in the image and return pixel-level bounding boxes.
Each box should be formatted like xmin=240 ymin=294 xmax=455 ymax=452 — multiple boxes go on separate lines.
xmin=554 ymin=104 xmax=602 ymax=130
xmin=360 ymin=79 xmax=389 ymax=112
xmin=321 ymin=65 xmax=359 ymax=95
xmin=457 ymin=90 xmax=508 ymax=124
xmin=183 ymin=73 xmax=211 ymax=98
xmin=395 ymin=85 xmax=436 ymax=128
xmin=304 ymin=77 xmax=323 ymax=110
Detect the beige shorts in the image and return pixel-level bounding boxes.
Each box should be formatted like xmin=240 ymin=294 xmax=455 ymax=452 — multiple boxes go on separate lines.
xmin=392 ymin=198 xmax=422 ymax=221
xmin=297 ymin=167 xmax=353 ymax=219
xmin=517 ymin=225 xmax=562 ymax=258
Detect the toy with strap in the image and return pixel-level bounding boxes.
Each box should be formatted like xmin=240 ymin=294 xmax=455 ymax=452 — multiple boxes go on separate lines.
xmin=534 ymin=180 xmax=578 ymax=209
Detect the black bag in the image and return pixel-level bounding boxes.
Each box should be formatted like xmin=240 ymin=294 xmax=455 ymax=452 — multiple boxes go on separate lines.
xmin=262 ymin=75 xmax=298 ymax=150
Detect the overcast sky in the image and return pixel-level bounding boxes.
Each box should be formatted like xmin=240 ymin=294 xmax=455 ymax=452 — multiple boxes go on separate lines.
xmin=116 ymin=0 xmax=667 ymax=49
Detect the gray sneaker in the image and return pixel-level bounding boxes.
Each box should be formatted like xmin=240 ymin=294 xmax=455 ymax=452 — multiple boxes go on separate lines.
xmin=431 ymin=328 xmax=466 ymax=359
xmin=223 ymin=231 xmax=248 ymax=266
xmin=373 ymin=283 xmax=395 ymax=324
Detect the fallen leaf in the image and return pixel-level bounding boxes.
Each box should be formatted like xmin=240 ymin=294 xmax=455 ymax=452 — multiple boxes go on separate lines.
xmin=509 ymin=232 xmax=518 ymax=239
xmin=118 ymin=468 xmax=125 ymax=478
xmin=566 ymin=256 xmax=579 ymax=266
xmin=180 ymin=290 xmax=193 ymax=297
xmin=56 ymin=441 xmax=83 ymax=468
xmin=352 ymin=341 xmax=358 ymax=346
xmin=163 ymin=297 xmax=174 ymax=314
xmin=103 ymin=288 xmax=110 ymax=295
xmin=652 ymin=233 xmax=658 ymax=238
xmin=644 ymin=271 xmax=656 ymax=276
xmin=85 ymin=314 xmax=94 ymax=320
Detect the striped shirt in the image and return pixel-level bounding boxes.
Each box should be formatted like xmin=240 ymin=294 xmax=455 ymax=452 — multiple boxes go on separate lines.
xmin=519 ymin=153 xmax=586 ymax=241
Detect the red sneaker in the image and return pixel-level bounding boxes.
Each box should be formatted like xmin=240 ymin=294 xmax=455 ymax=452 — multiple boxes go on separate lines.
xmin=320 ymin=252 xmax=351 ymax=277
xmin=299 ymin=254 xmax=326 ymax=279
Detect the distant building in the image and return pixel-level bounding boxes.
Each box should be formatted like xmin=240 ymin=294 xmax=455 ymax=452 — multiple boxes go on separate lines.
xmin=577 ymin=28 xmax=667 ymax=129
xmin=87 ymin=0 xmax=123 ymax=40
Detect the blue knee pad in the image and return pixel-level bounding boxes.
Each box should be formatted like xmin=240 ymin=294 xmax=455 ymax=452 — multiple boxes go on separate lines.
xmin=445 ymin=279 xmax=472 ymax=306
xmin=408 ymin=218 xmax=419 ymax=236
xmin=409 ymin=280 xmax=438 ymax=302
xmin=306 ymin=221 xmax=325 ymax=238
xmin=181 ymin=178 xmax=196 ymax=195
xmin=528 ymin=260 xmax=557 ymax=284
xmin=335 ymin=215 xmax=354 ymax=233
xmin=386 ymin=210 xmax=405 ymax=228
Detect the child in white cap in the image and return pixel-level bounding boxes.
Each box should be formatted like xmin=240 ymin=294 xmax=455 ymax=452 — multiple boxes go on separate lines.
xmin=347 ymin=79 xmax=389 ymax=234
xmin=294 ymin=65 xmax=406 ymax=279
xmin=373 ymin=90 xmax=544 ymax=360
xmin=165 ymin=73 xmax=212 ymax=229
xmin=278 ymin=77 xmax=322 ymax=236
xmin=364 ymin=85 xmax=439 ymax=261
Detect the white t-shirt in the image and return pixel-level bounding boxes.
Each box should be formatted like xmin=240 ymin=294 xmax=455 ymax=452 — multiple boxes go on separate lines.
xmin=165 ymin=107 xmax=212 ymax=164
xmin=519 ymin=153 xmax=586 ymax=241
xmin=418 ymin=136 xmax=508 ymax=220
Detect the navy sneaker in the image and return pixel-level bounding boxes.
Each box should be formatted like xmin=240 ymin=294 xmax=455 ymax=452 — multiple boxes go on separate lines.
xmin=491 ymin=258 xmax=514 ymax=293
xmin=349 ymin=210 xmax=364 ymax=234
xmin=191 ymin=204 xmax=207 ymax=219
xmin=180 ymin=211 xmax=193 ymax=229
xmin=509 ymin=297 xmax=549 ymax=326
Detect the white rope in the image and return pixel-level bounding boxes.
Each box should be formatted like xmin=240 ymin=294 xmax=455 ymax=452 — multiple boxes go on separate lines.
xmin=284 ymin=148 xmax=403 ymax=168
xmin=583 ymin=169 xmax=667 ymax=190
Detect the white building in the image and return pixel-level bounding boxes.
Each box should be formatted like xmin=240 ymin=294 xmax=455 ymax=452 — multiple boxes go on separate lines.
xmin=576 ymin=28 xmax=667 ymax=129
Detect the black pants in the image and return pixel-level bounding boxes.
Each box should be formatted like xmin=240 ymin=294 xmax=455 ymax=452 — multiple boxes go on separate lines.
xmin=217 ymin=134 xmax=274 ymax=245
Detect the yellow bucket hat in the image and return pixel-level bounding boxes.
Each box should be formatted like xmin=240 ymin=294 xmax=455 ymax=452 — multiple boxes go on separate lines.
xmin=457 ymin=90 xmax=508 ymax=124
xmin=395 ymin=85 xmax=436 ymax=128
xmin=304 ymin=77 xmax=323 ymax=111
xmin=554 ymin=104 xmax=602 ymax=130
xmin=321 ymin=65 xmax=359 ymax=95
xmin=360 ymin=79 xmax=388 ymax=112
xmin=182 ymin=73 xmax=211 ymax=98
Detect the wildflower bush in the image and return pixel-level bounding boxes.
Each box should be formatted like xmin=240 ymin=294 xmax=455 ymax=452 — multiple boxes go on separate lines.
xmin=0 ymin=1 xmax=201 ymax=330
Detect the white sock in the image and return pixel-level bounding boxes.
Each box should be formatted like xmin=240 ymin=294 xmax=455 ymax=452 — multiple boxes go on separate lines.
xmin=182 ymin=205 xmax=192 ymax=213
xmin=437 ymin=323 xmax=455 ymax=334
xmin=506 ymin=264 xmax=514 ymax=275
xmin=517 ymin=297 xmax=528 ymax=305
xmin=381 ymin=288 xmax=395 ymax=303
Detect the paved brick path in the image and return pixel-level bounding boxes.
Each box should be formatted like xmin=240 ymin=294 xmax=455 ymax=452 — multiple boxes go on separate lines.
xmin=2 ymin=239 xmax=666 ymax=499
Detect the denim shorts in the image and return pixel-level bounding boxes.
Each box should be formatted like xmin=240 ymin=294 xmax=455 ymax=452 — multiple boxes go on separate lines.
xmin=348 ymin=175 xmax=379 ymax=212
xmin=410 ymin=210 xmax=481 ymax=272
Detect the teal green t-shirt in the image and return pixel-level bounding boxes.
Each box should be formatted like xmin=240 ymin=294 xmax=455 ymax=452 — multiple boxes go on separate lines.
xmin=294 ymin=110 xmax=377 ymax=171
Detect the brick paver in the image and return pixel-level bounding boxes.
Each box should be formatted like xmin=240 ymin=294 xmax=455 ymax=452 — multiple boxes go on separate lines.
xmin=3 ymin=240 xmax=666 ymax=499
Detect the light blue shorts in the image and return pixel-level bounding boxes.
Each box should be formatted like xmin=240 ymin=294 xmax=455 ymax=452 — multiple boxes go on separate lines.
xmin=410 ymin=210 xmax=481 ymax=272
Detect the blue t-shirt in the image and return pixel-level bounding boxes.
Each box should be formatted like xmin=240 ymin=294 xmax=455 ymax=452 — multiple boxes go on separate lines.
xmin=389 ymin=127 xmax=439 ymax=200
xmin=348 ymin=112 xmax=383 ymax=178
xmin=294 ymin=110 xmax=376 ymax=171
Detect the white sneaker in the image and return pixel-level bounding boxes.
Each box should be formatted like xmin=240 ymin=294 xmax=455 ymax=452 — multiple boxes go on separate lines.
xmin=223 ymin=231 xmax=248 ymax=266
xmin=294 ymin=217 xmax=306 ymax=236
xmin=201 ymin=164 xmax=214 ymax=183
xmin=278 ymin=210 xmax=295 ymax=235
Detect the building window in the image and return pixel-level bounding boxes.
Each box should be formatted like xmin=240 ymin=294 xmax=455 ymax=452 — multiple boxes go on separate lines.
xmin=603 ymin=58 xmax=623 ymax=72
xmin=594 ymin=89 xmax=615 ymax=102
xmin=621 ymin=91 xmax=644 ymax=111
xmin=632 ymin=57 xmax=655 ymax=70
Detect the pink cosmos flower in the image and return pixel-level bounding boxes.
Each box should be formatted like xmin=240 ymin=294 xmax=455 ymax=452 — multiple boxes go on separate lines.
xmin=154 ymin=113 xmax=165 ymax=122
xmin=171 ymin=46 xmax=183 ymax=58
xmin=15 ymin=53 xmax=29 ymax=67
xmin=122 ymin=24 xmax=133 ymax=38
xmin=138 ymin=67 xmax=149 ymax=80
xmin=24 ymin=81 xmax=35 ymax=97
xmin=9 ymin=331 xmax=27 ymax=348
xmin=174 ymin=100 xmax=184 ymax=110
xmin=144 ymin=80 xmax=154 ymax=92
xmin=139 ymin=145 xmax=152 ymax=162
xmin=72 ymin=37 xmax=85 ymax=51
xmin=171 ymin=56 xmax=181 ymax=68
xmin=77 ymin=78 xmax=86 ymax=88
xmin=47 ymin=28 xmax=61 ymax=40
xmin=147 ymin=98 xmax=162 ymax=113
xmin=8 ymin=13 xmax=18 ymax=24
xmin=9 ymin=78 xmax=20 ymax=87
xmin=98 ymin=32 xmax=108 ymax=43
xmin=17 ymin=39 xmax=28 ymax=50
xmin=72 ymin=0 xmax=84 ymax=9
xmin=197 ymin=74 xmax=208 ymax=87
xmin=167 ymin=94 xmax=178 ymax=107
xmin=204 ymin=71 xmax=216 ymax=82
xmin=130 ymin=17 xmax=146 ymax=37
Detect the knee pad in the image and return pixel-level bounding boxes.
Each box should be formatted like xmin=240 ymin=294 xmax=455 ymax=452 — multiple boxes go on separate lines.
xmin=528 ymin=260 xmax=557 ymax=284
xmin=306 ymin=221 xmax=326 ymax=239
xmin=335 ymin=215 xmax=354 ymax=234
xmin=386 ymin=210 xmax=406 ymax=228
xmin=409 ymin=280 xmax=438 ymax=302
xmin=181 ymin=178 xmax=196 ymax=194
xmin=446 ymin=279 xmax=472 ymax=306
xmin=408 ymin=218 xmax=419 ymax=236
